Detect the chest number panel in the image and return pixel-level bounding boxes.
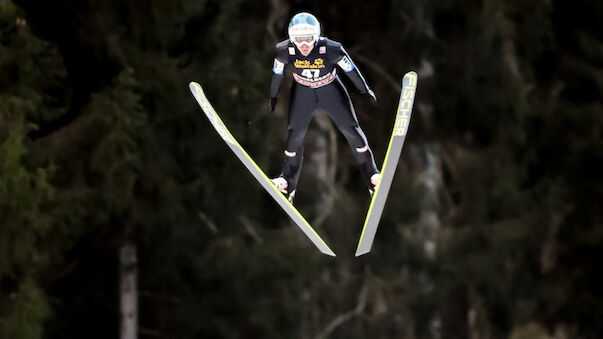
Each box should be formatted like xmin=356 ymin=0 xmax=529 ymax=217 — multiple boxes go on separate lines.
xmin=301 ymin=69 xmax=320 ymax=79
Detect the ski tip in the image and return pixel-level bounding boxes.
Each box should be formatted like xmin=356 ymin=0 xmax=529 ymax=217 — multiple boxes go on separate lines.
xmin=404 ymin=70 xmax=418 ymax=78
xmin=189 ymin=81 xmax=202 ymax=94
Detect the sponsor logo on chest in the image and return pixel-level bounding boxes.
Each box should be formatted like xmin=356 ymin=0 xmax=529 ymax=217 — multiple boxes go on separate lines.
xmin=294 ymin=58 xmax=325 ymax=69
xmin=293 ymin=72 xmax=336 ymax=88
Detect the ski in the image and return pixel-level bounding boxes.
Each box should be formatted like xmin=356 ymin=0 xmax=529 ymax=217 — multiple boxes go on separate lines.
xmin=355 ymin=71 xmax=418 ymax=256
xmin=189 ymin=82 xmax=336 ymax=256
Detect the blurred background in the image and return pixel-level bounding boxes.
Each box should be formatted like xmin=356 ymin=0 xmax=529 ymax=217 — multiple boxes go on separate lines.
xmin=1 ymin=0 xmax=602 ymax=338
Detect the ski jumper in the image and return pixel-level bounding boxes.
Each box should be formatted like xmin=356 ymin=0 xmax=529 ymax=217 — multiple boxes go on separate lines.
xmin=270 ymin=37 xmax=379 ymax=193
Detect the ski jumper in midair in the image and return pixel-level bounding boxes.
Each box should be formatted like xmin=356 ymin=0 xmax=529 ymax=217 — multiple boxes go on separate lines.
xmin=270 ymin=12 xmax=380 ymax=201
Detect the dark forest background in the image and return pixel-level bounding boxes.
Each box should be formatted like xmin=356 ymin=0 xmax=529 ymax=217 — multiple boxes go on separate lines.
xmin=1 ymin=0 xmax=602 ymax=338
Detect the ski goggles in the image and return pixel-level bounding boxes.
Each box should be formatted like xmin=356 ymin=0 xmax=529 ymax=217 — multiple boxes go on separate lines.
xmin=292 ymin=35 xmax=316 ymax=47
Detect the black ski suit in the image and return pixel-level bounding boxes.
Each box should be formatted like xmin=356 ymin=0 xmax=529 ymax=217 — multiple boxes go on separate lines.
xmin=270 ymin=37 xmax=379 ymax=193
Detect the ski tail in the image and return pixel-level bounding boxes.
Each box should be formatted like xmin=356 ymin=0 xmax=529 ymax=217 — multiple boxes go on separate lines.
xmin=189 ymin=82 xmax=336 ymax=257
xmin=355 ymin=71 xmax=418 ymax=256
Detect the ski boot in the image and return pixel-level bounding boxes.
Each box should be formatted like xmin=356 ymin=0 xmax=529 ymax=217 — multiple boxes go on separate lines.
xmin=271 ymin=176 xmax=296 ymax=203
xmin=368 ymin=173 xmax=381 ymax=197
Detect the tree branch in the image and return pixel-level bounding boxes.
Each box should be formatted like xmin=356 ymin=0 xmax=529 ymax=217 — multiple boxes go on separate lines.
xmin=350 ymin=51 xmax=402 ymax=93
xmin=314 ymin=273 xmax=370 ymax=339
xmin=266 ymin=0 xmax=289 ymax=44
xmin=198 ymin=211 xmax=218 ymax=234
xmin=240 ymin=215 xmax=264 ymax=244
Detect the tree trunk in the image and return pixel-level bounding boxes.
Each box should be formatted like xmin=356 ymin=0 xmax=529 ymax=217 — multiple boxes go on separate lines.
xmin=120 ymin=242 xmax=138 ymax=339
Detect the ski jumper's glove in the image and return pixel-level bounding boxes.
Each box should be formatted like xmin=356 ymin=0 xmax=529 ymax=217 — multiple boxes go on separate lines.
xmin=269 ymin=97 xmax=278 ymax=113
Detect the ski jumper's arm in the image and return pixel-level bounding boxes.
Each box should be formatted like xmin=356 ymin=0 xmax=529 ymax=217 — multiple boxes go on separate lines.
xmin=329 ymin=41 xmax=373 ymax=95
xmin=270 ymin=40 xmax=290 ymax=98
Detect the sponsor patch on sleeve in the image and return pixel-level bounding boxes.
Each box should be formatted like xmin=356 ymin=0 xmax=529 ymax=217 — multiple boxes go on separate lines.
xmin=319 ymin=46 xmax=326 ymax=54
xmin=273 ymin=58 xmax=285 ymax=74
xmin=337 ymin=56 xmax=355 ymax=72
xmin=288 ymin=47 xmax=295 ymax=55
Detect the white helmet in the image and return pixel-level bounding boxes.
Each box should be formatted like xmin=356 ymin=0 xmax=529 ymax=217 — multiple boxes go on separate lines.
xmin=288 ymin=12 xmax=321 ymax=47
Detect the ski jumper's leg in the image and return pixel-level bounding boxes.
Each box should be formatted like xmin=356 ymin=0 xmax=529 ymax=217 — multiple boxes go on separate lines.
xmin=318 ymin=80 xmax=379 ymax=189
xmin=280 ymin=84 xmax=316 ymax=193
